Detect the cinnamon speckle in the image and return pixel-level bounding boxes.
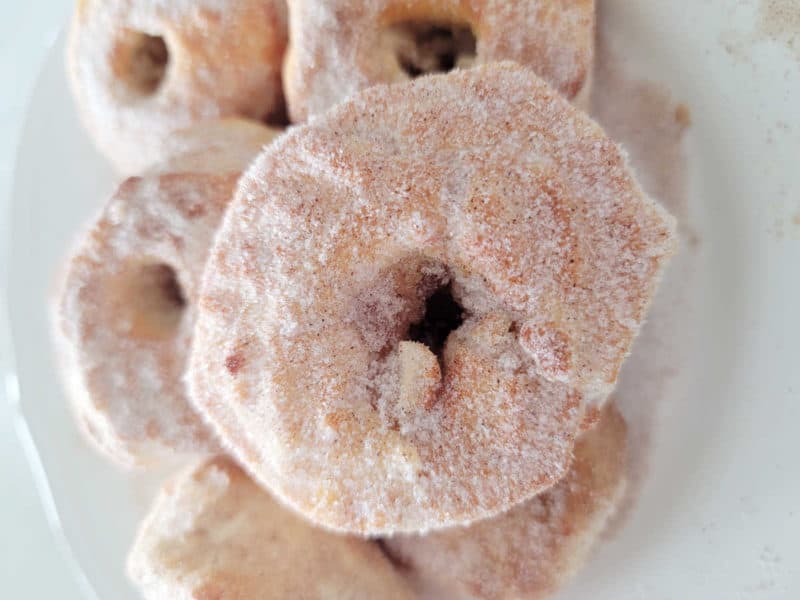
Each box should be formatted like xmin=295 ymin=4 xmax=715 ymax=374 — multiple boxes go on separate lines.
xmin=185 ymin=203 xmax=207 ymax=218
xmin=145 ymin=420 xmax=160 ymax=439
xmin=675 ymin=103 xmax=692 ymax=128
xmin=225 ymin=352 xmax=245 ymax=375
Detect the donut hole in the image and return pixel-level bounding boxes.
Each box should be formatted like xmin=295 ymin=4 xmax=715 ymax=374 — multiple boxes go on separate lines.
xmin=406 ymin=284 xmax=464 ymax=360
xmin=376 ymin=539 xmax=412 ymax=571
xmin=113 ymin=263 xmax=187 ymax=340
xmin=388 ymin=21 xmax=477 ymax=78
xmin=261 ymin=94 xmax=292 ymax=128
xmin=113 ymin=31 xmax=169 ymax=96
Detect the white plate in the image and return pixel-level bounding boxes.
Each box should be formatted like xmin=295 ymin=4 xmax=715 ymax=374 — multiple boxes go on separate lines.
xmin=4 ymin=1 xmax=800 ymax=598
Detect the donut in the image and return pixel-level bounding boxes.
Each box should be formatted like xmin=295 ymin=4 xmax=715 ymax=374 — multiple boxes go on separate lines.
xmin=283 ymin=0 xmax=595 ymax=121
xmin=54 ymin=119 xmax=279 ymax=467
xmin=68 ymin=0 xmax=287 ymax=173
xmin=189 ymin=63 xmax=676 ymax=534
xmin=382 ymin=404 xmax=628 ymax=600
xmin=147 ymin=117 xmax=284 ymax=175
xmin=127 ymin=457 xmax=414 ymax=600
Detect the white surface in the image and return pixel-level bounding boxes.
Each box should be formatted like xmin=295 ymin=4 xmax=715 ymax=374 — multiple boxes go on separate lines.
xmin=2 ymin=1 xmax=799 ymax=599
xmin=0 ymin=2 xmax=82 ymax=599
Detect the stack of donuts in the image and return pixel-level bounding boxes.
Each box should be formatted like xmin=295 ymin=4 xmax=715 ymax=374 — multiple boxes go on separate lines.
xmin=55 ymin=1 xmax=677 ymax=598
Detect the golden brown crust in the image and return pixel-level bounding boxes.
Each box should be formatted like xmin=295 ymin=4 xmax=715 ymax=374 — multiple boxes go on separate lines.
xmin=189 ymin=65 xmax=675 ymax=534
xmin=384 ymin=404 xmax=628 ymax=600
xmin=67 ymin=0 xmax=287 ymax=173
xmin=127 ymin=457 xmax=414 ymax=600
xmin=284 ymin=0 xmax=595 ymax=121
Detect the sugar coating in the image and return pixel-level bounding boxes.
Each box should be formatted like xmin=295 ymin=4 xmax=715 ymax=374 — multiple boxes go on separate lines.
xmin=189 ymin=64 xmax=676 ymax=534
xmin=384 ymin=404 xmax=628 ymax=600
xmin=68 ymin=0 xmax=287 ymax=173
xmin=148 ymin=118 xmax=287 ymax=175
xmin=284 ymin=0 xmax=595 ymax=121
xmin=54 ymin=120 xmax=279 ymax=467
xmin=127 ymin=457 xmax=414 ymax=600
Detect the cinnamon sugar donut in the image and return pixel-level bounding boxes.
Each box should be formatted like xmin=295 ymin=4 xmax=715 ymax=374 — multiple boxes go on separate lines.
xmin=383 ymin=404 xmax=628 ymax=600
xmin=148 ymin=117 xmax=284 ymax=175
xmin=284 ymin=0 xmax=595 ymax=121
xmin=128 ymin=457 xmax=414 ymax=600
xmin=55 ymin=120 xmax=278 ymax=467
xmin=189 ymin=64 xmax=675 ymax=534
xmin=68 ymin=0 xmax=287 ymax=173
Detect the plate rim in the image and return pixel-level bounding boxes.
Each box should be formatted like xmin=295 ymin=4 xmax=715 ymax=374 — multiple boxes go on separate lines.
xmin=1 ymin=29 xmax=101 ymax=600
